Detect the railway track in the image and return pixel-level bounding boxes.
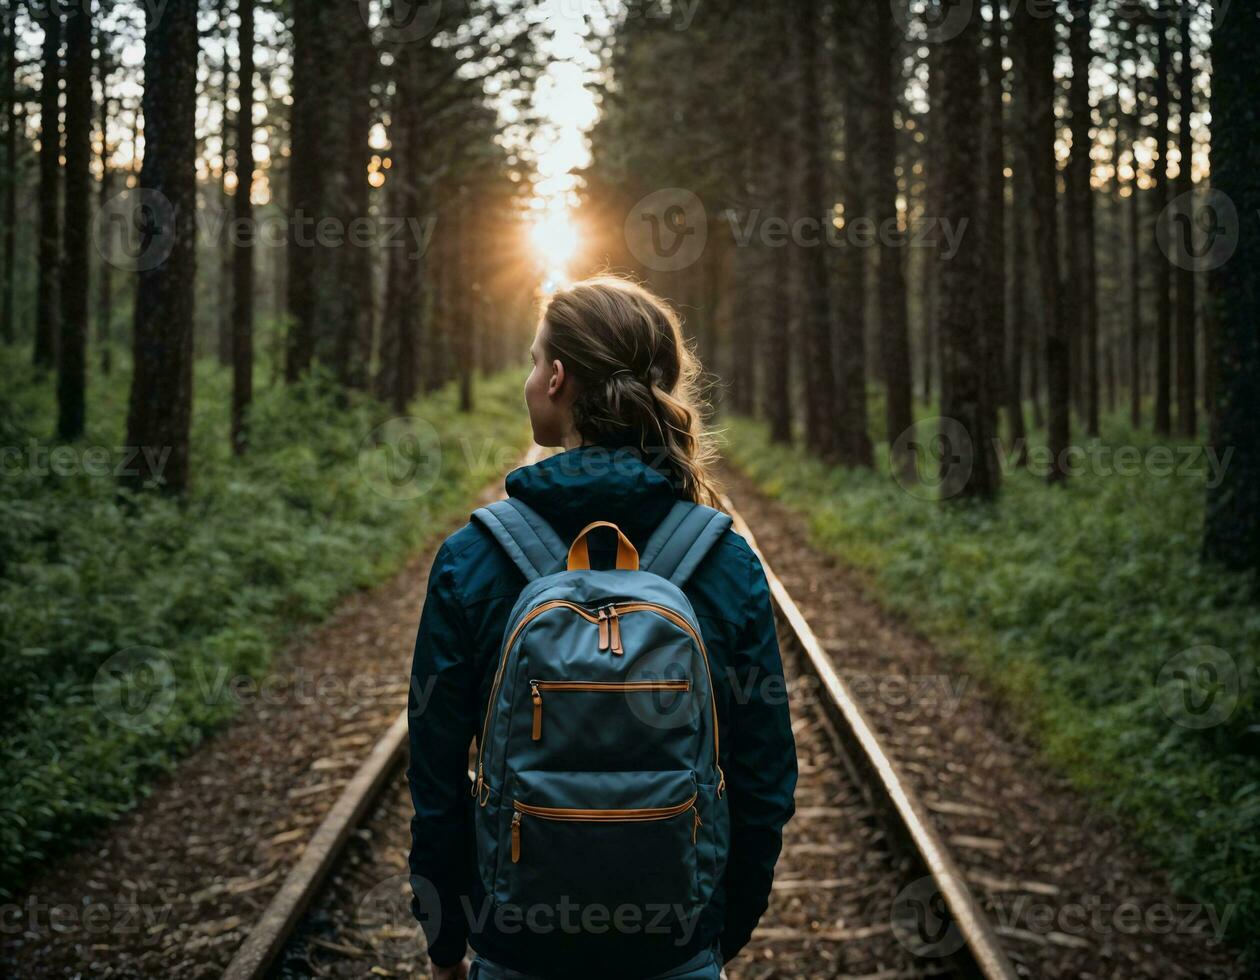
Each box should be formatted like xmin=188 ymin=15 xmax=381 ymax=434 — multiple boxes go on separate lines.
xmin=221 ymin=490 xmax=1019 ymax=980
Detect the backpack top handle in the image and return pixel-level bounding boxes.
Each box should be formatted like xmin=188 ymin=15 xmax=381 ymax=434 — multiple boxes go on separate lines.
xmin=567 ymin=521 xmax=640 ymax=571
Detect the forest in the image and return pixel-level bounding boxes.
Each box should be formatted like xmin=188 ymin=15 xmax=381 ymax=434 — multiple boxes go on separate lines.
xmin=0 ymin=0 xmax=1258 ymax=976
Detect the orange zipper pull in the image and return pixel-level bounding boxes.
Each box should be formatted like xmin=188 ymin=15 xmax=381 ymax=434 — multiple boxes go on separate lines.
xmin=692 ymin=806 xmax=703 ymax=843
xmin=609 ymin=606 xmax=623 ymax=655
xmin=597 ymin=607 xmax=609 ymax=651
xmin=716 ymin=766 xmax=725 ymax=799
xmin=511 ymin=811 xmax=522 ymax=863
xmin=530 ymin=682 xmax=542 ymax=740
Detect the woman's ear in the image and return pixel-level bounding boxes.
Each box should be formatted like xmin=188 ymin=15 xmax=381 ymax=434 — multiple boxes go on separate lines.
xmin=548 ymin=358 xmax=566 ymax=398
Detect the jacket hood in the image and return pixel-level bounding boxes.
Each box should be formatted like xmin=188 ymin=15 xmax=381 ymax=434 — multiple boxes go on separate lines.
xmin=505 ymin=444 xmax=680 ymax=547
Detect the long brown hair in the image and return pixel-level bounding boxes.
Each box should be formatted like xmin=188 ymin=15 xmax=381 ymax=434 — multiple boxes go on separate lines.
xmin=541 ymin=276 xmax=721 ymax=507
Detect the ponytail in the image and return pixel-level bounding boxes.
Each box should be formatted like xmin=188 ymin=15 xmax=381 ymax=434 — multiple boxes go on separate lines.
xmin=541 ymin=276 xmax=721 ymax=507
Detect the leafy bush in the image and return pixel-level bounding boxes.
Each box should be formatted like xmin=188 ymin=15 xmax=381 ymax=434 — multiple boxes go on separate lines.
xmin=723 ymin=413 xmax=1260 ymax=961
xmin=0 ymin=349 xmax=530 ymax=892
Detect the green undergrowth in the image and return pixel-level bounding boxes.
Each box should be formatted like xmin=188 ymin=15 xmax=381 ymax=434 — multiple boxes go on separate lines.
xmin=0 ymin=347 xmax=530 ymax=893
xmin=723 ymin=413 xmax=1259 ymax=965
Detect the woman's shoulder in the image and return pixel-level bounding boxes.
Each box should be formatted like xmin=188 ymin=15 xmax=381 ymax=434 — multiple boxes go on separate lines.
xmin=682 ymin=524 xmax=763 ymax=622
xmin=428 ymin=518 xmax=525 ymax=606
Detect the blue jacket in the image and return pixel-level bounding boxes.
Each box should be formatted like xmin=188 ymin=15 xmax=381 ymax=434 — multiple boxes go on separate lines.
xmin=407 ymin=444 xmax=798 ymax=976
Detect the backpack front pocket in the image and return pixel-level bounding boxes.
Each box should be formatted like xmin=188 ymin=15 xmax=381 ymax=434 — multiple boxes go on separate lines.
xmin=497 ymin=769 xmax=701 ymax=918
xmin=528 ymin=678 xmax=690 ymax=742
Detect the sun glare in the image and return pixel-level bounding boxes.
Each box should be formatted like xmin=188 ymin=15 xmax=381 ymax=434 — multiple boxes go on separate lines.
xmin=529 ymin=210 xmax=580 ymax=287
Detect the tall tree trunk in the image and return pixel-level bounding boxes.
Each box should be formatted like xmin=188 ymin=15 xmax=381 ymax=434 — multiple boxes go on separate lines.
xmin=836 ymin=0 xmax=872 ymax=467
xmin=1202 ymin=3 xmax=1260 ymax=569
xmin=1009 ymin=187 xmax=1028 ymax=466
xmin=285 ymin=0 xmax=323 ymax=380
xmin=1127 ymin=18 xmax=1142 ymax=429
xmin=333 ymin=11 xmax=373 ymax=391
xmin=871 ymin=0 xmax=914 ymax=473
xmin=123 ymin=0 xmax=198 ymax=494
xmin=455 ymin=193 xmax=475 ymax=413
xmin=763 ymin=24 xmax=794 ymax=445
xmin=33 ymin=8 xmax=61 ymax=370
xmin=217 ymin=34 xmax=232 ymax=366
xmin=379 ymin=10 xmax=424 ymax=414
xmin=793 ymin=1 xmax=837 ymax=459
xmin=1 ymin=3 xmax=18 ymax=345
xmin=97 ymin=80 xmax=114 ymax=375
xmin=922 ymin=43 xmax=942 ymax=407
xmin=1007 ymin=19 xmax=1030 ymax=462
xmin=1067 ymin=0 xmax=1099 ymax=437
xmin=1152 ymin=13 xmax=1172 ymax=436
xmin=57 ymin=0 xmax=92 ymax=440
xmin=1017 ymin=0 xmax=1070 ymax=481
xmin=730 ymin=145 xmax=757 ymax=416
xmin=985 ymin=0 xmax=1009 ymax=442
xmin=938 ymin=5 xmax=999 ymax=499
xmin=231 ymin=0 xmax=255 ymax=453
xmin=1174 ymin=7 xmax=1196 ymax=437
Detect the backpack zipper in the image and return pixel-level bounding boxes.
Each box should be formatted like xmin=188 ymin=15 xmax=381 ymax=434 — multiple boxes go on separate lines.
xmin=528 ymin=678 xmax=691 ymax=741
xmin=476 ymin=601 xmax=725 ymax=804
xmin=510 ymin=793 xmax=699 ymax=864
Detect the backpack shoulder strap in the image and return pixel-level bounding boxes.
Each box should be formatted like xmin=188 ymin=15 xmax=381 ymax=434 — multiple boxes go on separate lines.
xmin=639 ymin=499 xmax=733 ymax=587
xmin=471 ymin=498 xmax=568 ymax=582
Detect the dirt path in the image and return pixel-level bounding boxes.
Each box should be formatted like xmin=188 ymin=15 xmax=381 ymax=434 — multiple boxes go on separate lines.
xmin=0 ymin=472 xmax=516 ymax=980
xmin=718 ymin=463 xmax=1244 ymax=979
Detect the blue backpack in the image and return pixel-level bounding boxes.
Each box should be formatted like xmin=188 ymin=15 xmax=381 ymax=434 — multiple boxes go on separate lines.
xmin=470 ymin=496 xmax=733 ymax=940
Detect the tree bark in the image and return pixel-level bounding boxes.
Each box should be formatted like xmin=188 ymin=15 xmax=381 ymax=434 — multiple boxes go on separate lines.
xmin=835 ymin=0 xmax=873 ymax=467
xmin=333 ymin=9 xmax=374 ymax=391
xmin=1202 ymin=3 xmax=1260 ymax=569
xmin=1174 ymin=7 xmax=1196 ymax=437
xmin=285 ymin=0 xmax=322 ymax=380
xmin=217 ymin=26 xmax=232 ymax=367
xmin=1067 ymin=0 xmax=1098 ymax=436
xmin=1017 ymin=0 xmax=1070 ymax=481
xmin=1009 ymin=160 xmax=1029 ymax=464
xmin=871 ymin=0 xmax=914 ymax=476
xmin=97 ymin=78 xmax=114 ymax=375
xmin=985 ymin=0 xmax=1010 ymax=443
xmin=123 ymin=0 xmax=198 ymax=494
xmin=1 ymin=2 xmax=18 ymax=345
xmin=58 ymin=0 xmax=92 ymax=440
xmin=793 ymin=1 xmax=837 ymax=459
xmin=763 ymin=20 xmax=794 ymax=445
xmin=1127 ymin=16 xmax=1142 ymax=429
xmin=231 ymin=0 xmax=255 ymax=453
xmin=33 ymin=7 xmax=61 ymax=369
xmin=938 ymin=5 xmax=999 ymax=499
xmin=1152 ymin=13 xmax=1172 ymax=436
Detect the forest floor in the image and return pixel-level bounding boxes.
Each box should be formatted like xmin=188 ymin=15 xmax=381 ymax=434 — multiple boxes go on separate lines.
xmin=1 ymin=457 xmax=1248 ymax=978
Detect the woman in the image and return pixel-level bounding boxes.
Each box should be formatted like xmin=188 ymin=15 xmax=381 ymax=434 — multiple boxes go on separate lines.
xmin=407 ymin=277 xmax=797 ymax=980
